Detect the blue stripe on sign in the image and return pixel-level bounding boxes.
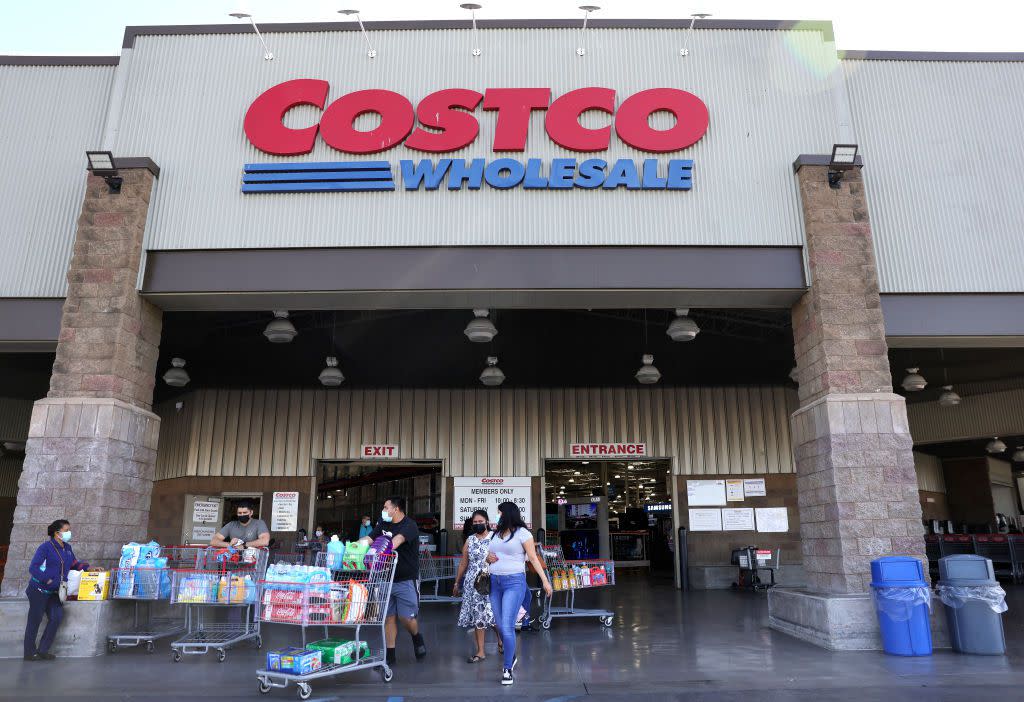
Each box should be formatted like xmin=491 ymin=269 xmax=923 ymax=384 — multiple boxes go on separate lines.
xmin=241 ymin=181 xmax=396 ymax=193
xmin=243 ymin=171 xmax=393 ymax=183
xmin=244 ymin=161 xmax=391 ymax=173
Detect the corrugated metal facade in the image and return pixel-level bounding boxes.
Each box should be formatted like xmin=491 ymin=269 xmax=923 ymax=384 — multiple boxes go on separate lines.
xmin=844 ymin=58 xmax=1024 ymax=293
xmin=907 ymin=388 xmax=1024 ymax=445
xmin=913 ymin=451 xmax=945 ymax=493
xmin=0 ymin=454 xmax=23 ymax=498
xmin=154 ymin=386 xmax=798 ymax=480
xmin=0 ymin=397 xmax=33 ymax=441
xmin=0 ymin=65 xmax=115 ymax=297
xmin=114 ymin=27 xmax=836 ymax=251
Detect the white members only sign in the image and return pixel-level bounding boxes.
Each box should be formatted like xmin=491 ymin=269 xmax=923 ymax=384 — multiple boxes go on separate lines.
xmin=453 ymin=477 xmax=532 ymax=530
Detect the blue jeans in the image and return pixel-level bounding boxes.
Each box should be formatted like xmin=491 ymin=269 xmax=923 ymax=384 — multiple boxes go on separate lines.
xmin=489 ymin=573 xmax=527 ymax=669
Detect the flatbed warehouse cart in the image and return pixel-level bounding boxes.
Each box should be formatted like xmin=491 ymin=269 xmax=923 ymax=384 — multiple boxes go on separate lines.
xmin=256 ymin=553 xmax=398 ymax=700
xmin=169 ymin=546 xmax=268 ymax=662
xmin=107 ymin=546 xmax=204 ymax=653
xmin=539 ymin=545 xmax=616 ymax=628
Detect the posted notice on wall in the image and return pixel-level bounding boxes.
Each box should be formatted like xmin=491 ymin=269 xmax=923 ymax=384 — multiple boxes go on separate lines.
xmin=743 ymin=478 xmax=767 ymax=497
xmin=453 ymin=477 xmax=532 ymax=530
xmin=192 ymin=500 xmax=220 ymax=524
xmin=687 ymin=480 xmax=727 ymax=506
xmin=721 ymin=507 xmax=755 ymax=531
xmin=726 ymin=479 xmax=745 ymax=501
xmin=688 ymin=508 xmax=723 ymax=531
xmin=271 ymin=491 xmax=300 ymax=532
xmin=191 ymin=526 xmax=216 ymax=543
xmin=755 ymin=507 xmax=789 ymax=533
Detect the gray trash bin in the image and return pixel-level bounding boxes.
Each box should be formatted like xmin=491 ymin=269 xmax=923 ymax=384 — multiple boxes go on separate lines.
xmin=936 ymin=555 xmax=1008 ymax=655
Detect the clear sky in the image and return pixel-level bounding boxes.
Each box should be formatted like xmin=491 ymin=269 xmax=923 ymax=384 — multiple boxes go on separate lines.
xmin=1 ymin=0 xmax=1022 ymax=55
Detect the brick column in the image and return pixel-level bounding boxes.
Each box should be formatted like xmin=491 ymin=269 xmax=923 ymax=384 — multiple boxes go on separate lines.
xmin=789 ymin=164 xmax=924 ymax=595
xmin=2 ymin=166 xmax=162 ymax=598
xmin=768 ymin=162 xmax=935 ymax=651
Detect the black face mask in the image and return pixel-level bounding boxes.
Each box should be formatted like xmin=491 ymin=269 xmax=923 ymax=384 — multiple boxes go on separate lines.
xmin=472 ymin=523 xmax=487 ymax=534
xmin=238 ymin=515 xmax=251 ymax=524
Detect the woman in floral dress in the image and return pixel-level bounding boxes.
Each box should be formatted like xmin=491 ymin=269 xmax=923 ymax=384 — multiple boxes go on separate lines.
xmin=453 ymin=509 xmax=500 ymax=663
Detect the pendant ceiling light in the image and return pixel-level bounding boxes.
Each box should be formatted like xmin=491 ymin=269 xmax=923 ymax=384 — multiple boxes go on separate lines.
xmin=938 ymin=385 xmax=961 ymax=407
xmin=789 ymin=365 xmax=799 ymax=383
xmin=163 ymin=357 xmax=190 ymax=387
xmin=635 ymin=354 xmax=661 ymax=385
xmin=464 ymin=309 xmax=497 ymax=343
xmin=264 ymin=310 xmax=297 ymax=343
xmin=666 ymin=308 xmax=700 ymax=342
xmin=986 ymin=437 xmax=1007 ymax=454
xmin=480 ymin=356 xmax=505 ymax=386
xmin=900 ymin=367 xmax=927 ymax=392
xmin=319 ymin=356 xmax=345 ymax=387
xmin=1012 ymin=446 xmax=1024 ymax=463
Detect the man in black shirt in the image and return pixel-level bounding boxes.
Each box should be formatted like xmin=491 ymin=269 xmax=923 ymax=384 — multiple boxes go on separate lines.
xmin=358 ymin=496 xmax=426 ymax=664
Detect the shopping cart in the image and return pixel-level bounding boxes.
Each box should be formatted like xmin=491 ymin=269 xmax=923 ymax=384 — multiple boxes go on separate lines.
xmin=538 ymin=545 xmax=615 ymax=628
xmin=107 ymin=546 xmax=204 ymax=654
xmin=169 ymin=546 xmax=268 ymax=662
xmin=418 ymin=554 xmax=462 ymax=604
xmin=256 ymin=553 xmax=398 ymax=699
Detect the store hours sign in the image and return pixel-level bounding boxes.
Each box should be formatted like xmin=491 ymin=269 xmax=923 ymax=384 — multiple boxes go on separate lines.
xmin=453 ymin=477 xmax=532 ymax=530
xmin=241 ymin=82 xmax=707 ymax=194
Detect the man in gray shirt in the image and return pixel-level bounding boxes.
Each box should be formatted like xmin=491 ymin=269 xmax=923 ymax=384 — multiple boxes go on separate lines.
xmin=211 ymin=500 xmax=270 ymax=551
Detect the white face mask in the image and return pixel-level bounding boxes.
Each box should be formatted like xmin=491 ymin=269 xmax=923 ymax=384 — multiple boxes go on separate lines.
xmin=315 ymin=531 xmax=323 ymax=537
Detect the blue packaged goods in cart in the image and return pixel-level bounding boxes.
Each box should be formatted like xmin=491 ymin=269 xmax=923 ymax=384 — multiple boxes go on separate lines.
xmin=266 ymin=647 xmax=322 ymax=674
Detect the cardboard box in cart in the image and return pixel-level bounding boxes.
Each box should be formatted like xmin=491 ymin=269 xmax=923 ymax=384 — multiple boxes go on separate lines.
xmin=266 ymin=647 xmax=322 ymax=674
xmin=77 ymin=571 xmax=110 ymax=600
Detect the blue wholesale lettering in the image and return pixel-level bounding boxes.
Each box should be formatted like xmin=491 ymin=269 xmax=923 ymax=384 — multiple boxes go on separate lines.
xmin=398 ymin=158 xmax=692 ymax=191
xmin=243 ymin=158 xmax=692 ymax=194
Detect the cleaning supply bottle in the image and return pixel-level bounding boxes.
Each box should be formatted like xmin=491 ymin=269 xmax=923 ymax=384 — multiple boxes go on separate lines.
xmin=327 ymin=535 xmax=344 ymax=570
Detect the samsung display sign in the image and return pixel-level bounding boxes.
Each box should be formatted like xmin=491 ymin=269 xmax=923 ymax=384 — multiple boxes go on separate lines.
xmin=241 ymin=82 xmax=708 ymax=194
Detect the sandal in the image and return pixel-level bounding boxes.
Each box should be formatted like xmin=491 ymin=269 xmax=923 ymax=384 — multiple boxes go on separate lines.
xmin=467 ymin=654 xmax=486 ymax=664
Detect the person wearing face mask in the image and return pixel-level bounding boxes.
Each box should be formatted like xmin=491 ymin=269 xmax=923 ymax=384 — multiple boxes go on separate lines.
xmin=23 ymin=519 xmax=91 ymax=661
xmin=357 ymin=497 xmax=426 ymax=665
xmin=210 ymin=500 xmax=270 ymax=552
xmin=453 ymin=510 xmax=500 ymax=663
xmin=358 ymin=515 xmax=373 ymax=540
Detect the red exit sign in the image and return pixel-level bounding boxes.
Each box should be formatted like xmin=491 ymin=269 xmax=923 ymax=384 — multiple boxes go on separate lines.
xmin=360 ymin=444 xmax=399 ymax=458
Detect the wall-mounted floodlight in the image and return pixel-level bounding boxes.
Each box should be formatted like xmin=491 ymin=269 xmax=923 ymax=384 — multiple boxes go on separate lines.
xmin=461 ymin=3 xmax=483 ymax=57
xmin=828 ymin=143 xmax=859 ymax=188
xmin=229 ymin=12 xmax=274 ymax=60
xmin=86 ymin=151 xmax=122 ymax=193
xmin=339 ymin=10 xmax=377 ymax=58
xmin=577 ymin=6 xmax=600 ymax=57
xmin=681 ymin=13 xmax=712 ymax=56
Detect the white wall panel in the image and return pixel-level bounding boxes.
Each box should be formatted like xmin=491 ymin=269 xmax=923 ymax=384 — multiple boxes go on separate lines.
xmin=907 ymin=388 xmax=1024 ymax=445
xmin=153 ymin=385 xmax=797 ymax=480
xmin=0 ymin=65 xmax=115 ymax=297
xmin=913 ymin=451 xmax=945 ymax=493
xmin=113 ymin=28 xmax=837 ymax=252
xmin=844 ymin=59 xmax=1024 ymax=292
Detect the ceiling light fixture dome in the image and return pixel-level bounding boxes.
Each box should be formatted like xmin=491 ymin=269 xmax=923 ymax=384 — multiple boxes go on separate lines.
xmin=635 ymin=354 xmax=661 ymax=384
xmin=464 ymin=309 xmax=497 ymax=343
xmin=1013 ymin=446 xmax=1024 ymax=463
xmin=986 ymin=437 xmax=1007 ymax=454
xmin=666 ymin=308 xmax=700 ymax=342
xmin=938 ymin=385 xmax=961 ymax=407
xmin=163 ymin=357 xmax=190 ymax=387
xmin=901 ymin=367 xmax=927 ymax=392
xmin=318 ymin=356 xmax=345 ymax=387
xmin=264 ymin=310 xmax=298 ymax=343
xmin=480 ymin=356 xmax=505 ymax=386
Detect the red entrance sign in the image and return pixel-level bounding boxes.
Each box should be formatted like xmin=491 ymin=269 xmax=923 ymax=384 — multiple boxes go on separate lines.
xmin=360 ymin=444 xmax=399 ymax=458
xmin=244 ymin=82 xmax=710 ymax=156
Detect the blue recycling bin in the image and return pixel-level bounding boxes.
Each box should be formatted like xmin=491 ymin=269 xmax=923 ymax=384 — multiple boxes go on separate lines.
xmin=870 ymin=557 xmax=933 ymax=656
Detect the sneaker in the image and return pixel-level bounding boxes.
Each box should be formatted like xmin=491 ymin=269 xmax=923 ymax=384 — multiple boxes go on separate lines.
xmin=37 ymin=653 xmax=56 ymax=661
xmin=23 ymin=654 xmax=39 ymax=662
xmin=501 ymin=668 xmax=514 ymax=686
xmin=413 ymin=634 xmax=427 ymax=660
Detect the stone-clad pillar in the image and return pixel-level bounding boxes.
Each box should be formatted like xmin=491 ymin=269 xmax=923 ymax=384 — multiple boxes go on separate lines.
xmin=1 ymin=165 xmax=162 ymax=600
xmin=768 ymin=161 xmax=932 ymax=650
